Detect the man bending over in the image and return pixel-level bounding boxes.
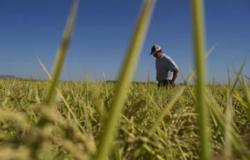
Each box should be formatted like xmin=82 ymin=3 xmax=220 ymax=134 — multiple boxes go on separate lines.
xmin=150 ymin=44 xmax=179 ymax=87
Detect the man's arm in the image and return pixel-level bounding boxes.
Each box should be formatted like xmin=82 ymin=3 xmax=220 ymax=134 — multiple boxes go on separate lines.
xmin=164 ymin=54 xmax=179 ymax=84
xmin=170 ymin=69 xmax=179 ymax=84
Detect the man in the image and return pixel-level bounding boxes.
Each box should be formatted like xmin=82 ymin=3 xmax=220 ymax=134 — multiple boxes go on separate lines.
xmin=150 ymin=44 xmax=179 ymax=87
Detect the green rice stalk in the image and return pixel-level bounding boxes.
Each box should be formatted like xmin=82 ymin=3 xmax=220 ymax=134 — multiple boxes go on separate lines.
xmin=206 ymin=91 xmax=250 ymax=158
xmin=241 ymin=78 xmax=250 ymax=105
xmin=182 ymin=73 xmax=250 ymax=158
xmin=191 ymin=0 xmax=210 ymax=159
xmin=184 ymin=79 xmax=250 ymax=158
xmin=95 ymin=1 xmax=156 ymax=160
xmin=224 ymin=92 xmax=233 ymax=160
xmin=233 ymin=91 xmax=249 ymax=110
xmin=230 ymin=61 xmax=246 ymax=94
xmin=241 ymin=79 xmax=250 ymax=119
xmin=149 ymin=86 xmax=185 ymax=134
xmin=46 ymin=0 xmax=79 ymax=106
xmin=37 ymin=57 xmax=85 ymax=132
xmin=142 ymin=143 xmax=165 ymax=160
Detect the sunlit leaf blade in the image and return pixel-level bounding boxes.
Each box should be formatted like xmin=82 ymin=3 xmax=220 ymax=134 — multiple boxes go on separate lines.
xmin=95 ymin=1 xmax=156 ymax=160
xmin=46 ymin=0 xmax=80 ymax=106
xmin=191 ymin=0 xmax=210 ymax=159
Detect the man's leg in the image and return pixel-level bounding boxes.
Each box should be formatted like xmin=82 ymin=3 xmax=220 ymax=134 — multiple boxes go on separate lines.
xmin=158 ymin=80 xmax=170 ymax=87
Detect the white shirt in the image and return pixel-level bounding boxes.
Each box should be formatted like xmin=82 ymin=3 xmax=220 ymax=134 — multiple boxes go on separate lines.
xmin=155 ymin=53 xmax=179 ymax=82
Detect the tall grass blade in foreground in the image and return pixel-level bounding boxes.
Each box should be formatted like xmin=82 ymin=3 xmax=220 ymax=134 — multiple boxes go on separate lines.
xmin=191 ymin=0 xmax=210 ymax=159
xmin=46 ymin=0 xmax=79 ymax=106
xmin=37 ymin=57 xmax=85 ymax=132
xmin=95 ymin=0 xmax=156 ymax=160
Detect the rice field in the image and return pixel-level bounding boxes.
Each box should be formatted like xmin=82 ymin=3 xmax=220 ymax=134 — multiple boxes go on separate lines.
xmin=0 ymin=80 xmax=250 ymax=160
xmin=0 ymin=0 xmax=250 ymax=159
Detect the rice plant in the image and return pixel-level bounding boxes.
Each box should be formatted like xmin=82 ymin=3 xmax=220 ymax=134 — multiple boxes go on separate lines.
xmin=0 ymin=0 xmax=249 ymax=160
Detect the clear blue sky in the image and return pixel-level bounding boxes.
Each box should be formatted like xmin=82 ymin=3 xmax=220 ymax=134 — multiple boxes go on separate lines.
xmin=0 ymin=0 xmax=249 ymax=83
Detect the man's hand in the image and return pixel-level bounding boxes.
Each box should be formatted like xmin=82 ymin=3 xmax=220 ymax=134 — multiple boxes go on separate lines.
xmin=169 ymin=80 xmax=175 ymax=86
xmin=170 ymin=69 xmax=179 ymax=86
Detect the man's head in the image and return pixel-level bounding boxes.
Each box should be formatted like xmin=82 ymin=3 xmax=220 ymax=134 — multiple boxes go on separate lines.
xmin=150 ymin=44 xmax=163 ymax=59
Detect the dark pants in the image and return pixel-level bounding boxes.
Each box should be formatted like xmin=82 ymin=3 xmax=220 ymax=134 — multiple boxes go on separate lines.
xmin=157 ymin=80 xmax=172 ymax=87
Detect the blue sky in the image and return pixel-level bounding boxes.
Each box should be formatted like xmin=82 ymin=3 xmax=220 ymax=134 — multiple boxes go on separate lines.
xmin=0 ymin=0 xmax=249 ymax=83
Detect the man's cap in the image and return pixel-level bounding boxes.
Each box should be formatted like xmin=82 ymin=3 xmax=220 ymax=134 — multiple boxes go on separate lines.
xmin=150 ymin=44 xmax=162 ymax=55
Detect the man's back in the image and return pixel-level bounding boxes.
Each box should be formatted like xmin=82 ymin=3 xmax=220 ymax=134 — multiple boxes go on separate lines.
xmin=155 ymin=53 xmax=178 ymax=82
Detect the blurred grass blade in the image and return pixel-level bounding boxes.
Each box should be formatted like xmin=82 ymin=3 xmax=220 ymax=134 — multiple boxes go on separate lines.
xmin=182 ymin=44 xmax=217 ymax=84
xmin=95 ymin=0 xmax=156 ymax=160
xmin=37 ymin=56 xmax=85 ymax=132
xmin=191 ymin=0 xmax=210 ymax=159
xmin=224 ymin=92 xmax=233 ymax=160
xmin=206 ymin=43 xmax=217 ymax=54
xmin=46 ymin=0 xmax=80 ymax=106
